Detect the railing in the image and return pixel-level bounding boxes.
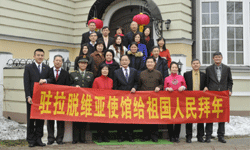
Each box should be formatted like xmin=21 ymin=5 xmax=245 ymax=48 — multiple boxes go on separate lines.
xmin=4 ymin=58 xmax=71 ymax=72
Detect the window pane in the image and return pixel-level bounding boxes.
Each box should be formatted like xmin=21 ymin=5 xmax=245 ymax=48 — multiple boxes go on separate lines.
xmin=202 ymin=40 xmax=210 ymax=51
xmin=211 ymin=2 xmax=219 ymax=13
xmin=211 ymin=40 xmax=219 ymax=52
xmin=211 ymin=14 xmax=219 ymax=24
xmin=236 ymin=27 xmax=243 ymax=39
xmin=227 ymin=27 xmax=234 ymax=39
xmin=227 ymin=2 xmax=234 ymax=12
xmin=202 ymin=14 xmax=210 ymax=25
xmin=235 ymin=2 xmax=242 ymax=12
xmin=236 ymin=40 xmax=243 ymax=51
xmin=211 ymin=27 xmax=219 ymax=39
xmin=235 ymin=14 xmax=243 ymax=24
xmin=202 ymin=2 xmax=209 ymax=13
xmin=227 ymin=14 xmax=234 ymax=24
xmin=202 ymin=28 xmax=210 ymax=39
xmin=203 ymin=53 xmax=210 ymax=64
xmin=236 ymin=53 xmax=243 ymax=64
xmin=227 ymin=40 xmax=234 ymax=51
xmin=228 ymin=53 xmax=235 ymax=64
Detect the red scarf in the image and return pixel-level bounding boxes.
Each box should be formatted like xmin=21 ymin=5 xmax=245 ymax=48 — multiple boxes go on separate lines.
xmin=145 ymin=36 xmax=150 ymax=43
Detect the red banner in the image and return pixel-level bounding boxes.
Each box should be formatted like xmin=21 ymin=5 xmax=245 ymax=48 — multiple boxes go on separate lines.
xmin=31 ymin=83 xmax=230 ymax=124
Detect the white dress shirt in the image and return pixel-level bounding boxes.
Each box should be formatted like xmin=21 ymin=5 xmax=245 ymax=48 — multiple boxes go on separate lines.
xmin=122 ymin=67 xmax=130 ymax=77
xmin=53 ymin=67 xmax=61 ymax=78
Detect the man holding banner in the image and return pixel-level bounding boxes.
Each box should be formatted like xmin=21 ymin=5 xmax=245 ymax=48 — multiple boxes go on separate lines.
xmin=113 ymin=55 xmax=138 ymax=142
xmin=138 ymin=56 xmax=163 ymax=142
xmin=69 ymin=57 xmax=94 ymax=144
xmin=46 ymin=55 xmax=70 ymax=145
xmin=23 ymin=49 xmax=51 ymax=147
xmin=204 ymin=52 xmax=233 ymax=143
xmin=184 ymin=59 xmax=206 ymax=143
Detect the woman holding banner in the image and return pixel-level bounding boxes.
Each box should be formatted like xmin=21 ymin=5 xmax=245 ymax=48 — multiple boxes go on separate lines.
xmin=164 ymin=62 xmax=187 ymax=143
xmin=92 ymin=64 xmax=112 ymax=142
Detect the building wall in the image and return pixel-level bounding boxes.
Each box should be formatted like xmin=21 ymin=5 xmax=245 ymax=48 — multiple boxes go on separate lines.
xmin=0 ymin=39 xmax=78 ymax=62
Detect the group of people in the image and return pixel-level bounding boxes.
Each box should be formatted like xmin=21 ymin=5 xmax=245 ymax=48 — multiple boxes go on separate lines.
xmin=23 ymin=20 xmax=233 ymax=148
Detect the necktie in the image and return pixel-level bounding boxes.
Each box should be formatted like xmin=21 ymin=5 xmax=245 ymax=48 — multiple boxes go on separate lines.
xmin=38 ymin=65 xmax=41 ymax=74
xmin=193 ymin=72 xmax=199 ymax=91
xmin=56 ymin=70 xmax=59 ymax=81
xmin=125 ymin=69 xmax=129 ymax=82
xmin=81 ymin=71 xmax=85 ymax=78
xmin=216 ymin=67 xmax=221 ymax=82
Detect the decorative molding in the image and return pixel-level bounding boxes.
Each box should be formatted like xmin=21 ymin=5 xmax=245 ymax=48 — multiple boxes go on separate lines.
xmin=0 ymin=34 xmax=80 ymax=48
xmin=165 ymin=38 xmax=193 ymax=45
xmin=232 ymin=76 xmax=250 ymax=80
xmin=232 ymin=92 xmax=250 ymax=97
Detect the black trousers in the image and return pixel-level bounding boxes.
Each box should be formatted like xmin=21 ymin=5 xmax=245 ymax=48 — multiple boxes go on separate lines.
xmin=142 ymin=124 xmax=159 ymax=140
xmin=47 ymin=120 xmax=65 ymax=143
xmin=97 ymin=123 xmax=109 ymax=139
xmin=186 ymin=123 xmax=204 ymax=139
xmin=72 ymin=122 xmax=87 ymax=142
xmin=167 ymin=124 xmax=181 ymax=139
xmin=117 ymin=124 xmax=134 ymax=140
xmin=26 ymin=102 xmax=44 ymax=144
xmin=206 ymin=122 xmax=225 ymax=138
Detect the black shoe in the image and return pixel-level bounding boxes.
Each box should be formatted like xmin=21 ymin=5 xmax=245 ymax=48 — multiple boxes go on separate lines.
xmin=141 ymin=138 xmax=150 ymax=142
xmin=198 ymin=137 xmax=205 ymax=143
xmin=170 ymin=137 xmax=175 ymax=142
xmin=175 ymin=138 xmax=180 ymax=143
xmin=129 ymin=139 xmax=135 ymax=142
xmin=28 ymin=143 xmax=36 ymax=147
xmin=98 ymin=136 xmax=103 ymax=143
xmin=205 ymin=137 xmax=211 ymax=143
xmin=186 ymin=138 xmax=191 ymax=143
xmin=80 ymin=140 xmax=86 ymax=144
xmin=103 ymin=136 xmax=110 ymax=142
xmin=36 ymin=140 xmax=46 ymax=147
xmin=72 ymin=141 xmax=78 ymax=144
xmin=118 ymin=139 xmax=124 ymax=142
xmin=218 ymin=137 xmax=226 ymax=143
xmin=57 ymin=141 xmax=65 ymax=145
xmin=152 ymin=139 xmax=158 ymax=142
xmin=47 ymin=141 xmax=54 ymax=145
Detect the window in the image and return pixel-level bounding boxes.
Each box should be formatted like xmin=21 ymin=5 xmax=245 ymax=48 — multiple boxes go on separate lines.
xmin=200 ymin=0 xmax=247 ymax=66
xmin=227 ymin=2 xmax=244 ymax=64
xmin=201 ymin=2 xmax=219 ymax=64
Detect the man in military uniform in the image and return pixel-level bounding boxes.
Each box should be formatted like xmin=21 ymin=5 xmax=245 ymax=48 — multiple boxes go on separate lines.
xmin=70 ymin=57 xmax=94 ymax=144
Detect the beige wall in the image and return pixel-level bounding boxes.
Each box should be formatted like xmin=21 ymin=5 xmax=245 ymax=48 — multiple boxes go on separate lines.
xmin=0 ymin=39 xmax=79 ymax=62
xmin=166 ymin=43 xmax=192 ymax=67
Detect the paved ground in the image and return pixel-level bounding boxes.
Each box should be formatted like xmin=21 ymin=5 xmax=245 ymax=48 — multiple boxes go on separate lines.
xmin=1 ymin=137 xmax=249 ymax=150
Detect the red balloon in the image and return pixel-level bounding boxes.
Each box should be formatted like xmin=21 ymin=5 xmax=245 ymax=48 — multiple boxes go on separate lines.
xmin=88 ymin=18 xmax=103 ymax=29
xmin=133 ymin=13 xmax=150 ymax=25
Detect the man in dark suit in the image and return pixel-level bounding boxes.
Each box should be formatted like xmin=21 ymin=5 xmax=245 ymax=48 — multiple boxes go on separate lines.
xmin=98 ymin=26 xmax=114 ymax=52
xmin=70 ymin=57 xmax=94 ymax=144
xmin=124 ymin=21 xmax=143 ymax=48
xmin=204 ymin=52 xmax=233 ymax=143
xmin=184 ymin=59 xmax=206 ymax=143
xmin=80 ymin=22 xmax=102 ymax=46
xmin=23 ymin=49 xmax=52 ymax=147
xmin=45 ymin=55 xmax=70 ymax=145
xmin=113 ymin=55 xmax=138 ymax=142
xmin=151 ymin=46 xmax=169 ymax=79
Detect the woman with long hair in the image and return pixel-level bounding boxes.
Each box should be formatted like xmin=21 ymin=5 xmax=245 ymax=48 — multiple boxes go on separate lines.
xmin=108 ymin=35 xmax=128 ymax=64
xmin=143 ymin=27 xmax=154 ymax=56
xmin=155 ymin=37 xmax=172 ymax=68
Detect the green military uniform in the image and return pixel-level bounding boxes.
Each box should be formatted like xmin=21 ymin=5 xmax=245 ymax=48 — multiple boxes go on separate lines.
xmin=69 ymin=57 xmax=94 ymax=144
xmin=70 ymin=70 xmax=94 ymax=88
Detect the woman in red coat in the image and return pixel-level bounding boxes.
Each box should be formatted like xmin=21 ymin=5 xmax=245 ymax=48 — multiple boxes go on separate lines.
xmin=156 ymin=37 xmax=172 ymax=68
xmin=92 ymin=64 xmax=112 ymax=143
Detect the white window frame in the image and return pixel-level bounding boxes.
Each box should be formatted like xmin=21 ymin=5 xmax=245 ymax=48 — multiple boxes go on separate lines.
xmin=198 ymin=0 xmax=249 ymax=66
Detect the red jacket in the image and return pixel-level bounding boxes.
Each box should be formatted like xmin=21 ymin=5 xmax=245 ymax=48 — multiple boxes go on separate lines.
xmin=92 ymin=75 xmax=113 ymax=89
